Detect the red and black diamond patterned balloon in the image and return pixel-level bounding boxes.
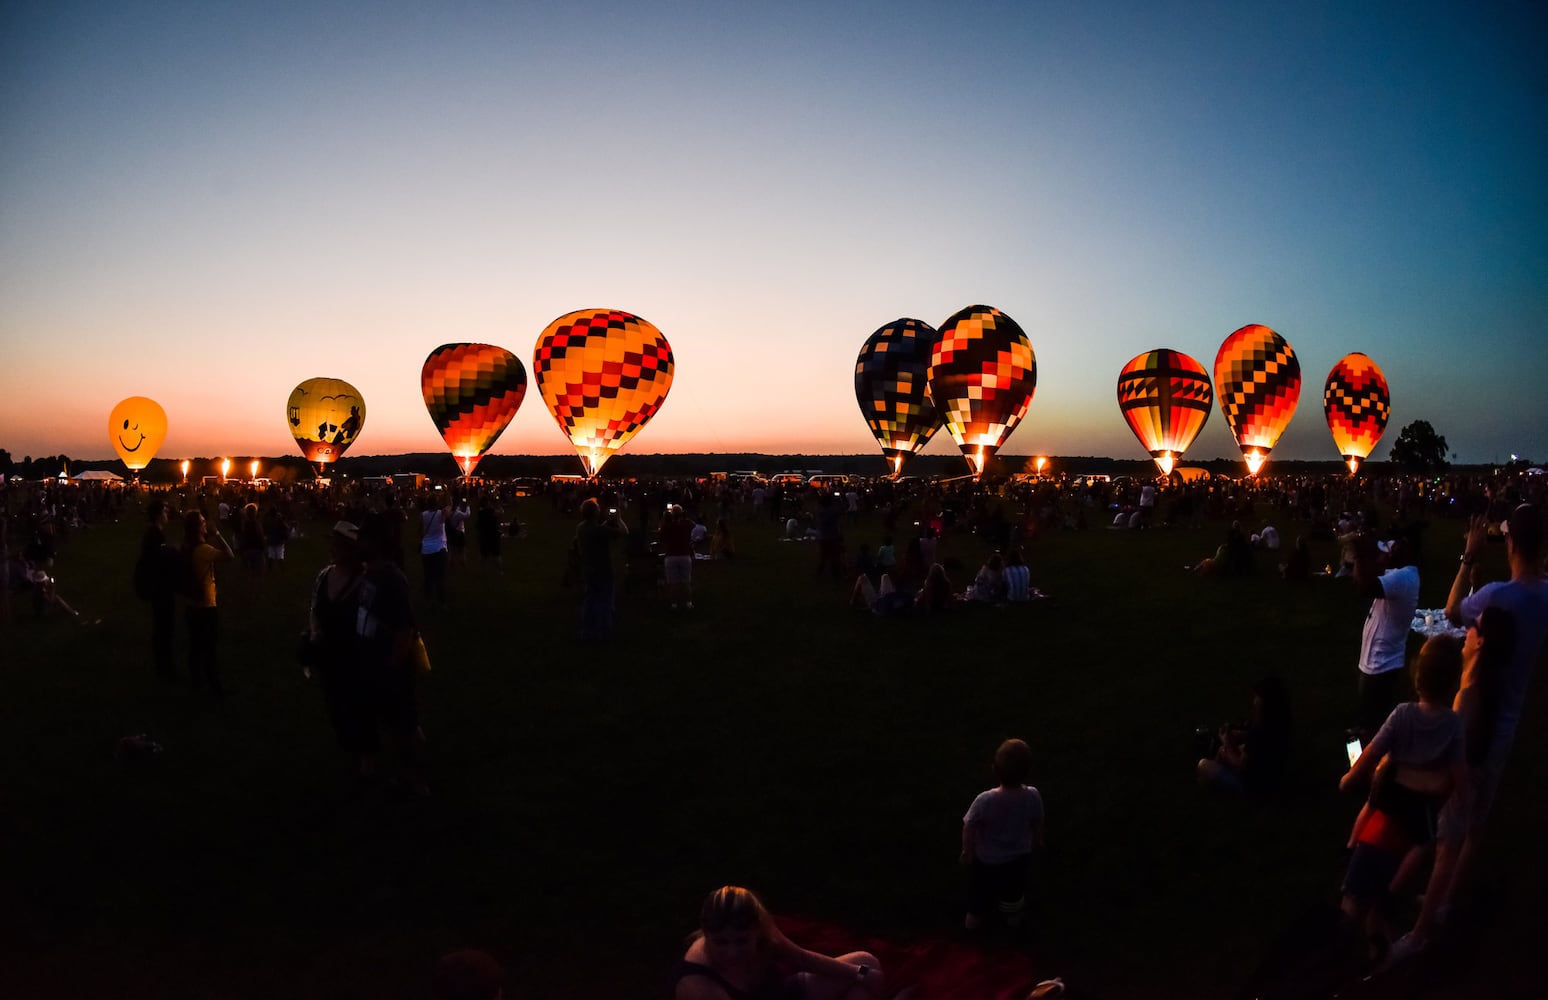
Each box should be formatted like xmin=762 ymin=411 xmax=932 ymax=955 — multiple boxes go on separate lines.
xmin=533 ymin=309 xmax=674 ymax=478
xmin=855 ymin=318 xmax=943 ymax=475
xmin=421 ymin=343 xmax=527 ymax=477
xmin=927 ymin=305 xmax=1037 ymax=477
xmin=1323 ymin=352 xmax=1390 ymax=474
xmin=1213 ymin=323 xmax=1300 ymax=474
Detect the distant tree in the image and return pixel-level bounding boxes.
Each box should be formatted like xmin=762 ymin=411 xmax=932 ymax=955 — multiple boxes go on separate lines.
xmin=0 ymin=449 xmax=11 ymax=475
xmin=1389 ymin=420 xmax=1449 ymax=474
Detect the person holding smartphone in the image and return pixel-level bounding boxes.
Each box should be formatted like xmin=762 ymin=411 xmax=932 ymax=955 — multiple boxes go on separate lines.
xmin=574 ymin=498 xmax=628 ymax=641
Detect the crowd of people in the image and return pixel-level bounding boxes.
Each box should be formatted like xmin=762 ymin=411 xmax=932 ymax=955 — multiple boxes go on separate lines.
xmin=3 ymin=465 xmax=1544 ymax=996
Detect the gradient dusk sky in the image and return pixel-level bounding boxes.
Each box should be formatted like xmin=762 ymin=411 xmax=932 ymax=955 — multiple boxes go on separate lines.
xmin=3 ymin=1 xmax=1545 ymax=468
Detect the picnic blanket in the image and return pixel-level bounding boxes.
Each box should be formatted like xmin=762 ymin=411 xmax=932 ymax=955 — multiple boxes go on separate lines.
xmin=774 ymin=915 xmax=1047 ymax=1000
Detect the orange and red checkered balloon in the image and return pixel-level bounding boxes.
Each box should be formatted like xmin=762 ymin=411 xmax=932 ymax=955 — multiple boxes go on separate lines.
xmin=1323 ymin=352 xmax=1390 ymax=474
xmin=1213 ymin=324 xmax=1300 ymax=475
xmin=927 ymin=305 xmax=1037 ymax=478
xmin=421 ymin=343 xmax=528 ymax=477
xmin=533 ymin=309 xmax=674 ymax=478
xmin=286 ymin=377 xmax=366 ymax=465
xmin=1116 ymin=349 xmax=1212 ymax=476
xmin=855 ymin=318 xmax=942 ymax=476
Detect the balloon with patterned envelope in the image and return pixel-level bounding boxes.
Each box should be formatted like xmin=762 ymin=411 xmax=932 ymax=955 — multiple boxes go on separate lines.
xmin=1116 ymin=349 xmax=1213 ymax=476
xmin=421 ymin=344 xmax=528 ymax=477
xmin=927 ymin=305 xmax=1037 ymax=478
xmin=1213 ymin=324 xmax=1300 ymax=475
xmin=1323 ymin=352 xmax=1390 ymax=475
xmin=533 ymin=309 xmax=674 ymax=478
xmin=286 ymin=377 xmax=366 ymax=466
xmin=855 ymin=318 xmax=943 ymax=476
xmin=108 ymin=396 xmax=168 ymax=473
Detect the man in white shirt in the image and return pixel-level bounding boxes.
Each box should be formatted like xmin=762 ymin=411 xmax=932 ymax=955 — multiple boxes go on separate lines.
xmin=1352 ymin=536 xmax=1420 ymax=739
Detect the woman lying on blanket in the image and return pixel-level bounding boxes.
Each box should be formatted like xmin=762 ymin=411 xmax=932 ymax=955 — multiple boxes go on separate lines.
xmin=675 ymin=885 xmax=886 ymax=1000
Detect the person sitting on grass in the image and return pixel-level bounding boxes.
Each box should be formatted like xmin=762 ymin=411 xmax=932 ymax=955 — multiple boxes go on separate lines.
xmin=961 ymin=738 xmax=1045 ymax=932
xmin=1196 ymin=675 xmax=1292 ymax=798
xmin=914 ymin=563 xmax=953 ymax=615
xmin=968 ymin=551 xmax=1007 ymax=605
xmin=1003 ymin=548 xmax=1032 ymax=602
xmin=675 ymin=885 xmax=885 ymax=1000
xmin=1187 ymin=521 xmax=1253 ymax=577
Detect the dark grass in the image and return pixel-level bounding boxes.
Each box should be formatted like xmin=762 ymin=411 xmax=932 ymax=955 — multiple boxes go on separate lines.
xmin=3 ymin=494 xmax=1545 ymax=998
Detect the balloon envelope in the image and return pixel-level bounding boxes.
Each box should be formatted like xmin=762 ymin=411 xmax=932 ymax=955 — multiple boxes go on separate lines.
xmin=928 ymin=305 xmax=1037 ymax=477
xmin=108 ymin=396 xmax=168 ymax=472
xmin=1213 ymin=324 xmax=1300 ymax=475
xmin=855 ymin=318 xmax=942 ymax=475
xmin=533 ymin=309 xmax=674 ymax=478
xmin=286 ymin=377 xmax=366 ymax=465
xmin=1116 ymin=349 xmax=1213 ymax=476
xmin=1324 ymin=352 xmax=1390 ymax=474
xmin=422 ymin=344 xmax=528 ymax=477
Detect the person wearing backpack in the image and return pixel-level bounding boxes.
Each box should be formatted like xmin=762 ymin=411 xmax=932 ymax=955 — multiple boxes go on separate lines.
xmin=136 ymin=498 xmax=178 ymax=680
xmin=181 ymin=509 xmax=233 ymax=697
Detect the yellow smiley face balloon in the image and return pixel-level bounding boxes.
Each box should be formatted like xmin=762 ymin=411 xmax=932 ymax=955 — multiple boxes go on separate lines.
xmin=108 ymin=397 xmax=169 ymax=471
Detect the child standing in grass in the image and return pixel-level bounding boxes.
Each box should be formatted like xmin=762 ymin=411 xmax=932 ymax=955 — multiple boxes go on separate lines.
xmin=961 ymin=738 xmax=1045 ymax=931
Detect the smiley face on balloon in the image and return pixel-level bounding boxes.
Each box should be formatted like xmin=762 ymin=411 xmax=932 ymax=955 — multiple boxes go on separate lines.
xmin=108 ymin=396 xmax=168 ymax=471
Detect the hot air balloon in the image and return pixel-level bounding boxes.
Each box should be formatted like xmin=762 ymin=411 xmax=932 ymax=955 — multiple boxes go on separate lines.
xmin=1116 ymin=349 xmax=1213 ymax=476
xmin=1324 ymin=352 xmax=1390 ymax=475
xmin=421 ymin=344 xmax=528 ymax=477
xmin=108 ymin=397 xmax=168 ymax=475
xmin=1213 ymin=324 xmax=1300 ymax=475
xmin=533 ymin=309 xmax=674 ymax=478
xmin=927 ymin=305 xmax=1037 ymax=478
xmin=855 ymin=318 xmax=943 ymax=476
xmin=286 ymin=377 xmax=366 ymax=467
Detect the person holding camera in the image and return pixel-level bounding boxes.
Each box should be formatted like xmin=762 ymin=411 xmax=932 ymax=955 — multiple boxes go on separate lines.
xmin=575 ymin=498 xmax=628 ymax=641
xmin=1352 ymin=534 xmax=1419 ymax=741
xmin=660 ymin=503 xmax=695 ymax=610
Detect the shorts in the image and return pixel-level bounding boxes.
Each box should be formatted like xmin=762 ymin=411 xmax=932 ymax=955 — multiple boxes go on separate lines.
xmin=663 ymin=555 xmax=692 ymax=585
xmin=1342 ymin=843 xmax=1401 ymax=904
xmin=967 ymin=854 xmax=1030 ymax=916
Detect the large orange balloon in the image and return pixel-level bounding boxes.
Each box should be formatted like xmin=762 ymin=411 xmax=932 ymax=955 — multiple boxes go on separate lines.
xmin=421 ymin=344 xmax=527 ymax=477
xmin=286 ymin=377 xmax=366 ymax=465
xmin=927 ymin=305 xmax=1037 ymax=478
xmin=1213 ymin=324 xmax=1300 ymax=475
xmin=1116 ymin=349 xmax=1213 ymax=476
xmin=533 ymin=309 xmax=674 ymax=478
xmin=1324 ymin=352 xmax=1390 ymax=475
xmin=108 ymin=397 xmax=168 ymax=472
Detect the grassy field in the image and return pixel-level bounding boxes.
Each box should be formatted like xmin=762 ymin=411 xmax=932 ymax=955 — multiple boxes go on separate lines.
xmin=3 ymin=489 xmax=1545 ymax=999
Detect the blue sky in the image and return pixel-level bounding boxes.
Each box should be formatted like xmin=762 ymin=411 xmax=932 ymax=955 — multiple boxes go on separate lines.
xmin=2 ymin=1 xmax=1545 ymax=466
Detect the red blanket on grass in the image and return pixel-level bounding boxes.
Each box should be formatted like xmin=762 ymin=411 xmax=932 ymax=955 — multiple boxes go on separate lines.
xmin=774 ymin=915 xmax=1045 ymax=1000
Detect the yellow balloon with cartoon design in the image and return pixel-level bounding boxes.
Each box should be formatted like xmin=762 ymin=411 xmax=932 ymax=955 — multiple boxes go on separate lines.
xmin=108 ymin=396 xmax=168 ymax=471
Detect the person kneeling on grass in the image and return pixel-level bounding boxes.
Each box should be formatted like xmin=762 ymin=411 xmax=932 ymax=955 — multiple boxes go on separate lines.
xmin=675 ymin=885 xmax=884 ymax=1000
xmin=961 ymin=738 xmax=1045 ymax=932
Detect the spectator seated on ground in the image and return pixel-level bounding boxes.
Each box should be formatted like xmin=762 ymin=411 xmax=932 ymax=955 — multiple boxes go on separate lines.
xmin=1252 ymin=524 xmax=1281 ymax=550
xmin=967 ymin=552 xmax=1007 ymax=604
xmin=850 ymin=572 xmax=913 ymax=618
xmin=1003 ymin=549 xmax=1031 ymax=602
xmin=1280 ymin=535 xmax=1312 ymax=582
xmin=1188 ymin=521 xmax=1254 ymax=577
xmin=1197 ymin=675 xmax=1292 ymax=798
xmin=914 ymin=564 xmax=953 ymax=615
